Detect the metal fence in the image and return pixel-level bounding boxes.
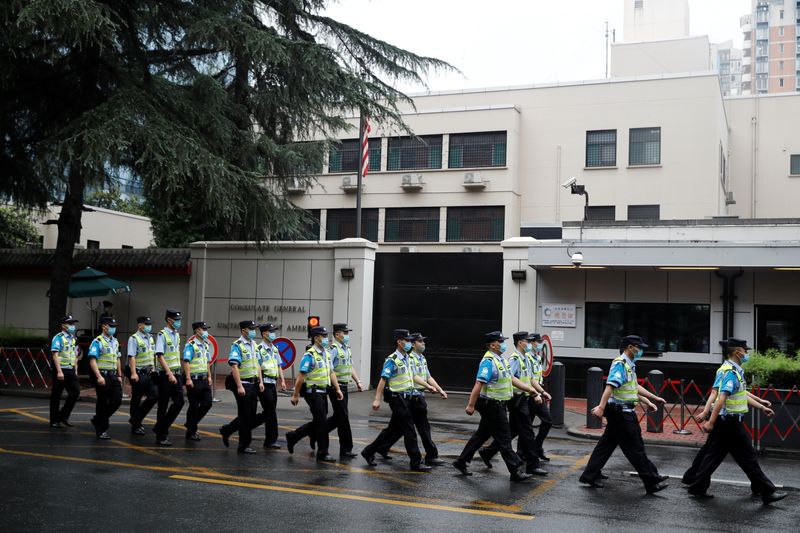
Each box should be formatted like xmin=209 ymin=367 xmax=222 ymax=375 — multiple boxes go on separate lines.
xmin=0 ymin=348 xmax=52 ymax=389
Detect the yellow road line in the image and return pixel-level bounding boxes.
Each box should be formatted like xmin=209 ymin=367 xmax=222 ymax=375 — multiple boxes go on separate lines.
xmin=518 ymin=453 xmax=591 ymax=504
xmin=8 ymin=409 xmax=50 ymax=423
xmin=170 ymin=474 xmax=534 ymax=521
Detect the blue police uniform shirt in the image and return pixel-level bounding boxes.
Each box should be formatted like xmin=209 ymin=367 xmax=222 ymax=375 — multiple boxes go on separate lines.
xmin=719 ymin=360 xmax=746 ymax=415
xmin=228 ymin=336 xmax=256 ymax=367
xmin=476 ymin=356 xmax=499 ymax=384
xmin=298 ymin=345 xmax=326 ymax=374
xmin=508 ymin=353 xmax=523 ymax=378
xmin=380 ymin=350 xmax=406 ymax=380
xmin=712 ymin=368 xmax=724 ymax=390
xmin=182 ymin=343 xmax=196 ymax=362
xmin=50 ymin=332 xmax=72 ymax=353
xmin=155 ymin=328 xmax=180 ymax=355
xmin=606 ymin=354 xmax=635 ymax=405
xmin=127 ymin=332 xmax=152 ymax=358
xmin=259 ymin=342 xmax=278 ymax=384
xmin=87 ymin=335 xmax=120 ymax=359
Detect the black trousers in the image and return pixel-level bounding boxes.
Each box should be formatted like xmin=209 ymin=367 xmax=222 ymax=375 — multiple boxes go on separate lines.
xmin=457 ymin=398 xmax=523 ymax=475
xmin=289 ymin=390 xmax=330 ymax=458
xmin=376 ymin=395 xmax=438 ymax=459
xmin=154 ymin=372 xmax=185 ymax=438
xmin=50 ymin=367 xmax=80 ymax=424
xmin=483 ymin=395 xmax=539 ymax=468
xmin=688 ymin=417 xmax=776 ymax=496
xmin=529 ymin=395 xmax=552 ymax=454
xmin=91 ymin=374 xmax=122 ymax=434
xmin=129 ymin=371 xmax=158 ymax=428
xmin=364 ymin=394 xmax=423 ymax=466
xmin=185 ymin=378 xmax=213 ymax=434
xmin=581 ymin=405 xmax=661 ymax=488
xmin=226 ymin=382 xmax=258 ymax=450
xmin=225 ymin=383 xmax=279 ymax=444
xmin=325 ymin=386 xmax=353 ymax=453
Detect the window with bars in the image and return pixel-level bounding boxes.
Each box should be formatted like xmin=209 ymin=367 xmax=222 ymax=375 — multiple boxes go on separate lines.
xmin=585 ymin=206 xmax=616 ymax=221
xmin=627 ymin=204 xmax=660 ymax=220
xmin=324 ymin=209 xmax=378 ymax=241
xmin=791 ymin=154 xmax=800 ymax=175
xmin=387 ymin=135 xmax=442 ymax=171
xmin=328 ymin=138 xmax=381 ymax=173
xmin=586 ymin=130 xmax=617 ymax=167
xmin=384 ymin=208 xmax=440 ymax=242
xmin=275 ymin=209 xmax=320 ymax=240
xmin=446 ymin=206 xmax=504 ymax=242
xmin=448 ymin=131 xmax=507 ymax=168
xmin=629 ymin=127 xmax=661 ymax=166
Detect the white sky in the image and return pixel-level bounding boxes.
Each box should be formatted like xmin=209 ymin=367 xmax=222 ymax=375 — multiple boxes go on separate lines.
xmin=324 ymin=0 xmax=752 ymax=92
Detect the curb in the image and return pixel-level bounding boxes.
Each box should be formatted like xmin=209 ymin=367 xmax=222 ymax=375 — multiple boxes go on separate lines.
xmin=567 ymin=425 xmax=705 ymax=449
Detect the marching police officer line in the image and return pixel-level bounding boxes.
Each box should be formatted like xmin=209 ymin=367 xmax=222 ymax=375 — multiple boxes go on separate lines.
xmin=47 ymin=314 xmax=790 ymax=504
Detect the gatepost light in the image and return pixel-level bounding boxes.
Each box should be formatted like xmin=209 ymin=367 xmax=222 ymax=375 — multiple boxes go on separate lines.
xmin=340 ymin=267 xmax=355 ymax=280
xmin=511 ymin=269 xmax=527 ymax=281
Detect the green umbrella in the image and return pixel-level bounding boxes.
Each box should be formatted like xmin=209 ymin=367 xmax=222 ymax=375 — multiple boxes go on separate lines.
xmin=68 ymin=267 xmax=131 ymax=298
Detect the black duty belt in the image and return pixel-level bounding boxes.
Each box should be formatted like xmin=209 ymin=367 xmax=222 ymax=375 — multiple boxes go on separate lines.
xmin=137 ymin=367 xmax=154 ymax=374
xmin=189 ymin=373 xmax=208 ymax=380
xmin=99 ymin=370 xmax=117 ymax=376
xmin=478 ymin=397 xmax=507 ymax=405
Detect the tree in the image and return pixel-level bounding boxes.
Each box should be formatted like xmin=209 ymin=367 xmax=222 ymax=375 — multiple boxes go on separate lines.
xmin=0 ymin=206 xmax=40 ymax=248
xmin=0 ymin=1 xmax=451 ymax=334
xmin=86 ymin=188 xmax=148 ymax=217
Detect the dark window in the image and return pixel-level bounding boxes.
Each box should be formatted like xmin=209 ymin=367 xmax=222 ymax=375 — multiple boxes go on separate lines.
xmin=446 ymin=206 xmax=504 ymax=242
xmin=325 ymin=209 xmax=378 ymax=241
xmin=791 ymin=154 xmax=800 ymax=175
xmin=387 ymin=135 xmax=442 ymax=171
xmin=586 ymin=130 xmax=617 ymax=167
xmin=121 ymin=245 xmax=133 ymax=249
xmin=448 ymin=131 xmax=507 ymax=168
xmin=86 ymin=240 xmax=100 ymax=249
xmin=328 ymin=138 xmax=381 ymax=173
xmin=629 ymin=127 xmax=661 ymax=165
xmin=756 ymin=305 xmax=800 ymax=354
xmin=585 ymin=302 xmax=711 ymax=354
xmin=520 ymin=226 xmax=563 ymax=239
xmin=385 ymin=208 xmax=440 ymax=242
xmin=627 ymin=204 xmax=660 ymax=220
xmin=275 ymin=209 xmax=320 ymax=240
xmin=585 ymin=205 xmax=616 ymax=221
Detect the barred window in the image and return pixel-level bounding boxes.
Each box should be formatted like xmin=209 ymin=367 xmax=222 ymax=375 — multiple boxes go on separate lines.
xmin=629 ymin=127 xmax=661 ymax=166
xmin=328 ymin=138 xmax=381 ymax=173
xmin=448 ymin=131 xmax=507 ymax=168
xmin=385 ymin=208 xmax=440 ymax=242
xmin=791 ymin=155 xmax=800 ymax=175
xmin=627 ymin=204 xmax=660 ymax=220
xmin=586 ymin=130 xmax=617 ymax=167
xmin=387 ymin=135 xmax=442 ymax=171
xmin=325 ymin=209 xmax=378 ymax=241
xmin=275 ymin=209 xmax=320 ymax=240
xmin=586 ymin=205 xmax=615 ymax=221
xmin=446 ymin=206 xmax=504 ymax=242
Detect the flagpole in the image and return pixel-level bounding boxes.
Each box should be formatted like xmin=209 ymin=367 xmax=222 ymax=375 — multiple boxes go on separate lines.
xmin=356 ymin=109 xmax=365 ymax=239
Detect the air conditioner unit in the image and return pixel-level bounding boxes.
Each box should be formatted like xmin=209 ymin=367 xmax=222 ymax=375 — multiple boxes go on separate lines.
xmin=463 ymin=171 xmax=487 ymax=190
xmin=341 ymin=175 xmax=360 ymax=193
xmin=399 ymin=246 xmax=418 ymax=253
xmin=287 ymin=177 xmax=306 ymax=195
xmin=725 ymin=191 xmax=736 ymax=205
xmin=462 ymin=246 xmax=480 ymax=253
xmin=401 ymin=174 xmax=424 ymax=191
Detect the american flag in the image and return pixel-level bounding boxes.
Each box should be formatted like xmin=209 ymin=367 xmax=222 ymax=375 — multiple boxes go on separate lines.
xmin=360 ymin=115 xmax=371 ymax=178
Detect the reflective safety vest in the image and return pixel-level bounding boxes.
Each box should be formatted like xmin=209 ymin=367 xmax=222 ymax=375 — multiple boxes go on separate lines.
xmin=532 ymin=352 xmax=544 ymax=384
xmin=158 ymin=328 xmax=181 ymax=371
xmin=303 ymin=348 xmax=331 ymax=387
xmin=94 ymin=335 xmax=119 ymax=371
xmin=259 ymin=343 xmax=280 ymax=379
xmin=610 ymin=356 xmax=639 ymax=405
xmin=187 ymin=339 xmax=210 ymax=375
xmin=132 ymin=332 xmax=155 ymax=369
xmin=53 ymin=332 xmax=77 ymax=368
xmin=410 ymin=352 xmax=430 ymax=391
xmin=720 ymin=362 xmax=748 ymax=414
xmin=234 ymin=339 xmax=260 ymax=380
xmin=510 ymin=352 xmax=531 ymax=396
xmin=387 ymin=352 xmax=414 ymax=393
xmin=332 ymin=343 xmax=353 ymax=383
xmin=481 ymin=351 xmax=513 ymax=401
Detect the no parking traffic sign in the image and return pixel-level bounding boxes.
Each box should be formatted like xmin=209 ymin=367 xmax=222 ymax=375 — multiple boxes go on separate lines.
xmin=273 ymin=337 xmax=297 ymax=370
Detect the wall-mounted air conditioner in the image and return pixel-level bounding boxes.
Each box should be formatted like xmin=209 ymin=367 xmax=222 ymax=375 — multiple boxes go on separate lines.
xmin=401 ymin=174 xmax=424 ymax=191
xmin=463 ymin=172 xmax=487 ymax=190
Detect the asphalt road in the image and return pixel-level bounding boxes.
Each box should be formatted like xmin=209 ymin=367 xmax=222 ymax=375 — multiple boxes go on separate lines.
xmin=1 ymin=394 xmax=797 ymax=532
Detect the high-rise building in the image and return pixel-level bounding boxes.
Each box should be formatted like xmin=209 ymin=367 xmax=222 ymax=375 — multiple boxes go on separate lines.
xmin=714 ymin=40 xmax=744 ymax=96
xmin=741 ymin=0 xmax=799 ymax=95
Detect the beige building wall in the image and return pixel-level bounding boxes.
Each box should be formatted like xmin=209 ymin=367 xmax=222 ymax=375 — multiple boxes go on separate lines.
xmin=623 ymin=0 xmax=690 ymax=42
xmin=610 ymin=36 xmax=712 ymax=78
xmin=38 ymin=204 xmax=153 ymax=249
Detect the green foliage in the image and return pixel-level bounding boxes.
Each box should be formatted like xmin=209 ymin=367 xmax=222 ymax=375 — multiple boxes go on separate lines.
xmin=0 ymin=326 xmax=49 ymax=348
xmin=85 ymin=189 xmax=147 ymax=217
xmin=0 ymin=206 xmax=40 ymax=248
xmin=744 ymin=350 xmax=800 ymax=389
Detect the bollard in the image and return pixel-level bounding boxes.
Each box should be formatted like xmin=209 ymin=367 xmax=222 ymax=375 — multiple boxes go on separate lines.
xmin=211 ymin=360 xmax=221 ymax=403
xmin=673 ymin=378 xmax=692 ymax=435
xmin=646 ymin=369 xmax=664 ymax=433
xmin=548 ymin=362 xmax=565 ymax=427
xmin=586 ymin=367 xmax=604 ymax=429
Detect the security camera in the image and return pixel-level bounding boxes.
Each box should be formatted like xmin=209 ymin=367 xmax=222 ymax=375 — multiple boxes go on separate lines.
xmin=571 ymin=252 xmax=584 ymax=267
xmin=561 ymin=177 xmax=577 ymax=189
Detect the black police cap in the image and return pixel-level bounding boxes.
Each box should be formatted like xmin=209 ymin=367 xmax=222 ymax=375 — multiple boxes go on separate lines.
xmin=136 ymin=316 xmax=152 ymax=325
xmin=192 ymin=321 xmax=210 ymax=330
xmin=393 ymin=328 xmax=413 ymax=340
xmin=620 ymin=335 xmax=649 ymax=349
xmin=484 ymin=331 xmax=507 ymax=343
xmin=528 ymin=332 xmax=543 ymax=342
xmin=309 ymin=326 xmax=328 ymax=337
xmin=512 ymin=331 xmax=529 ymax=344
xmin=410 ymin=332 xmax=426 ymax=342
xmin=333 ymin=323 xmax=352 ymax=333
xmin=60 ymin=315 xmax=79 ymax=324
xmin=725 ymin=337 xmax=751 ymax=350
xmin=166 ymin=308 xmax=182 ymax=320
xmin=259 ymin=323 xmax=279 ymax=333
xmin=100 ymin=316 xmax=119 ymax=326
xmin=239 ymin=320 xmax=257 ymax=330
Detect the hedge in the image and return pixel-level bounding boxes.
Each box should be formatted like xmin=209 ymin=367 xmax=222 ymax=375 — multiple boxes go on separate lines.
xmin=744 ymin=349 xmax=800 ymax=389
xmin=0 ymin=326 xmax=49 ymax=349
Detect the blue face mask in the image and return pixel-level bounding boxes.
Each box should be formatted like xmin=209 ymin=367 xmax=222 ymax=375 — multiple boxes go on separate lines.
xmin=172 ymin=320 xmax=182 ymax=330
xmin=200 ymin=330 xmax=209 ymax=339
xmin=108 ymin=327 xmax=117 ymax=336
xmin=417 ymin=344 xmax=426 ymax=354
xmin=143 ymin=325 xmax=152 ymax=334
xmin=321 ymin=337 xmax=330 ymax=348
xmin=246 ymin=329 xmax=256 ymax=340
xmin=524 ymin=343 xmax=533 ymax=353
xmin=741 ymin=353 xmax=750 ymax=364
xmin=633 ymin=348 xmax=644 ymax=361
xmin=268 ymin=332 xmax=277 ymax=342
xmin=403 ymin=341 xmax=412 ymax=352
xmin=535 ymin=343 xmax=543 ymax=353
xmin=66 ymin=324 xmax=76 ymax=334
xmin=342 ymin=335 xmax=350 ymax=345
xmin=499 ymin=342 xmax=508 ymax=353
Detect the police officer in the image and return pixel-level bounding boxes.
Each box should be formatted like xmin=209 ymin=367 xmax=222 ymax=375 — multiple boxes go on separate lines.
xmin=361 ymin=329 xmax=431 ymax=472
xmin=182 ymin=321 xmax=213 ymax=441
xmin=375 ymin=332 xmax=447 ymax=466
xmin=688 ymin=338 xmax=788 ymax=505
xmin=286 ymin=326 xmax=343 ymax=463
xmin=49 ymin=315 xmax=81 ymax=428
xmin=256 ymin=322 xmax=286 ymax=449
xmin=479 ymin=332 xmax=547 ymax=476
xmin=87 ymin=317 xmax=123 ymax=439
xmin=127 ymin=316 xmax=157 ymax=435
xmin=153 ymin=308 xmax=184 ymax=446
xmin=219 ymin=320 xmax=264 ymax=454
xmin=324 ymin=323 xmax=362 ymax=458
xmin=527 ymin=333 xmax=553 ymax=462
xmin=579 ymin=335 xmax=668 ymax=494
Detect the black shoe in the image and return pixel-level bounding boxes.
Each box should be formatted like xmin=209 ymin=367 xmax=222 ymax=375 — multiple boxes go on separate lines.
xmin=131 ymin=426 xmax=145 ymax=435
xmin=361 ymin=450 xmax=377 ymax=466
xmin=478 ymin=448 xmax=493 ymax=469
xmin=340 ymin=451 xmax=358 ymax=458
xmin=61 ymin=419 xmax=74 ymax=427
xmin=238 ymin=447 xmax=256 ymax=454
xmin=411 ymin=463 xmax=433 ymax=472
xmin=452 ymin=460 xmax=472 ymax=476
xmin=598 ymin=472 xmax=609 ymax=480
xmin=97 ymin=432 xmax=111 ymax=440
xmin=579 ymin=476 xmax=604 ymax=488
xmin=537 ymin=452 xmax=550 ymax=462
xmin=286 ymin=434 xmax=296 ymax=455
xmin=264 ymin=442 xmax=282 ymax=450
xmin=762 ymin=491 xmax=788 ymax=505
xmin=219 ymin=427 xmax=230 ymax=448
xmin=186 ymin=432 xmax=201 ymax=441
xmin=50 ymin=422 xmax=63 ymax=429
xmin=656 ymin=475 xmax=669 ymax=484
xmin=377 ymin=450 xmax=392 ymax=461
xmin=646 ymin=483 xmax=669 ymax=495
xmin=317 ymin=454 xmax=336 ymax=463
xmin=511 ymin=471 xmax=533 ymax=482
xmin=527 ymin=467 xmax=548 ymax=476
xmin=751 ymin=489 xmax=762 ymax=497
xmin=688 ymin=490 xmax=714 ymax=499
xmin=309 ymin=438 xmax=316 ymax=450
xmin=425 ymin=457 xmax=445 ymax=466
xmin=156 ymin=437 xmax=173 ymax=447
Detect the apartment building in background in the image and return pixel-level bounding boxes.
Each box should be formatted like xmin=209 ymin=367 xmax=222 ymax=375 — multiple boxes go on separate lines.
xmin=741 ymin=0 xmax=800 ymax=94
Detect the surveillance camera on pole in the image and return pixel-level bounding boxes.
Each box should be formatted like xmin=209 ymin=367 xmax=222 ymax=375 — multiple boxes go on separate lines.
xmin=571 ymin=252 xmax=584 ymax=267
xmin=561 ymin=177 xmax=577 ymax=189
